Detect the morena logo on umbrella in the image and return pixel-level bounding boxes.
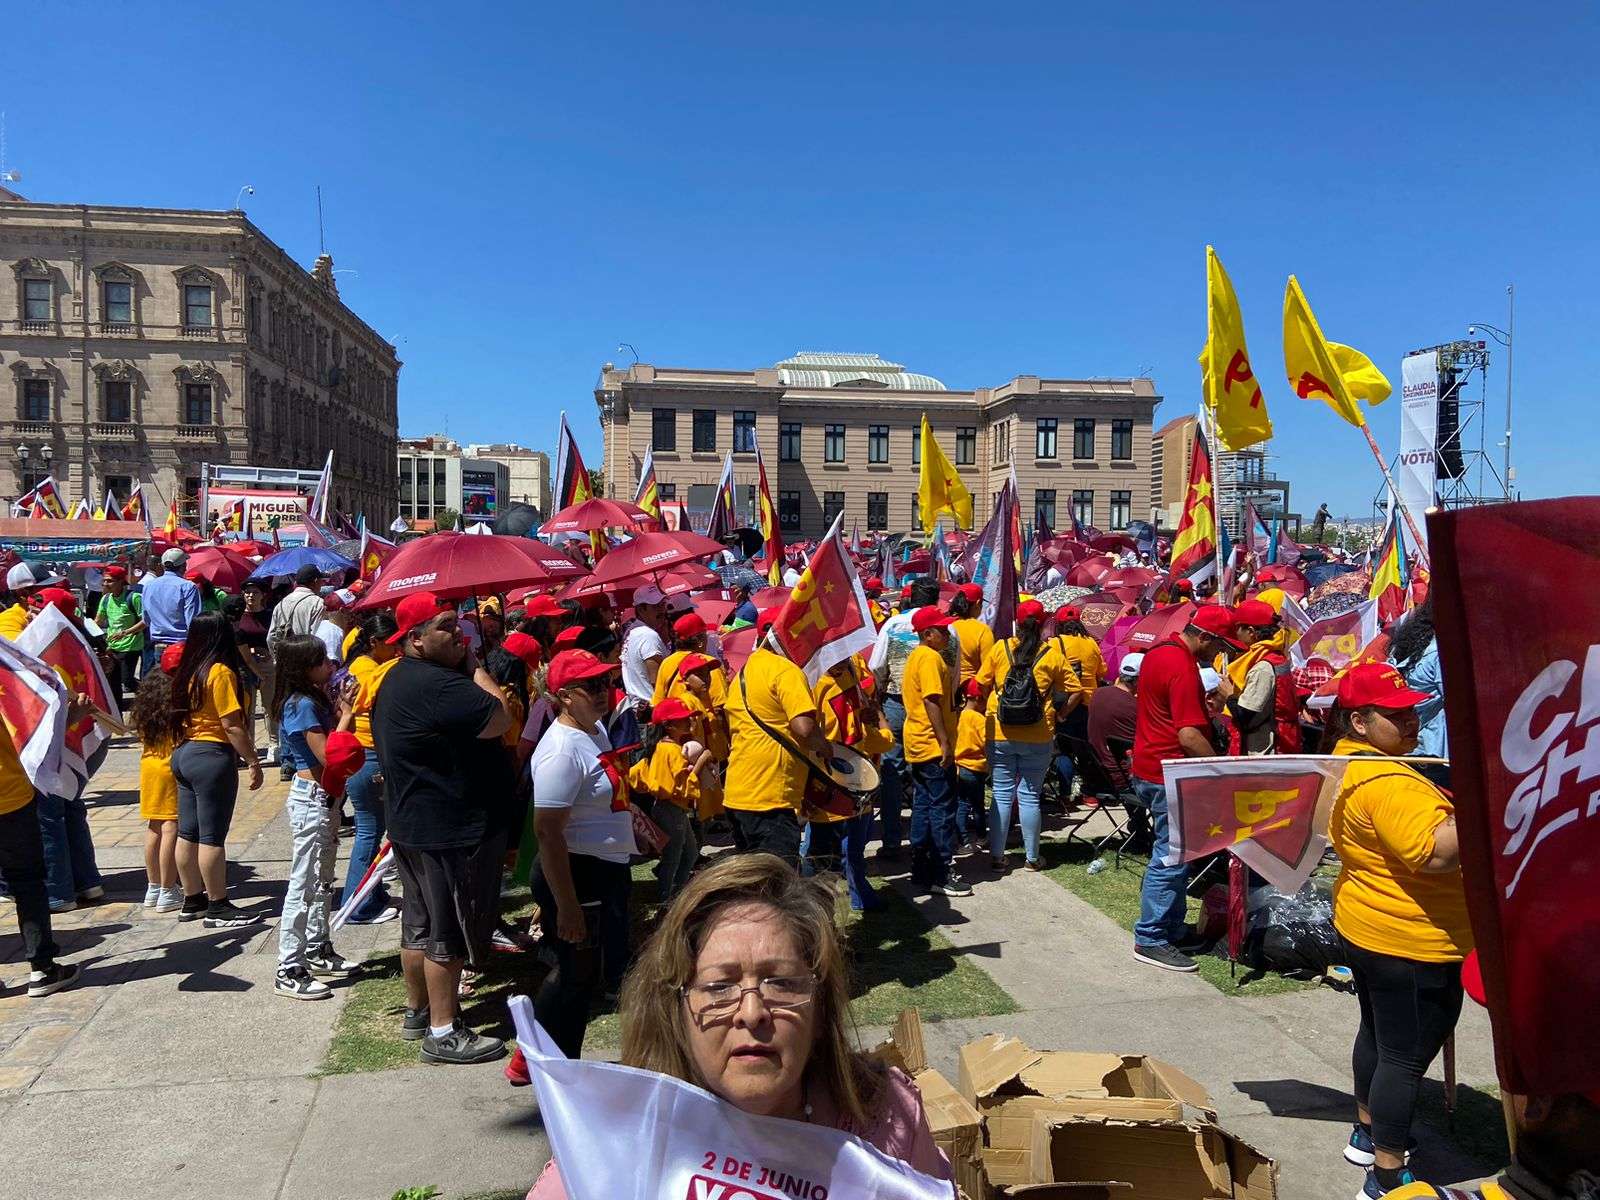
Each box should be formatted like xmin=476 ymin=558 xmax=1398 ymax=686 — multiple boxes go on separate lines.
xmin=642 ymin=549 xmax=682 ymax=565
xmin=379 ymin=571 xmax=439 ymax=592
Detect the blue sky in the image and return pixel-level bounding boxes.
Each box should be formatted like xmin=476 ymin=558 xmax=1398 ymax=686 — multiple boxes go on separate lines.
xmin=9 ymin=3 xmax=1597 ymax=517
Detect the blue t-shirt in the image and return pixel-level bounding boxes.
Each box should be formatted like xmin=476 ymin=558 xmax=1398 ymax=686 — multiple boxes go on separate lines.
xmin=280 ymin=692 xmax=332 ymax=773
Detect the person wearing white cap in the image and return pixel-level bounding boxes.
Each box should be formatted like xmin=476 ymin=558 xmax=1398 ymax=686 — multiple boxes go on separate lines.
xmin=0 ymin=561 xmax=65 ymax=640
xmin=620 ymin=584 xmax=672 ymax=710
xmin=141 ymin=548 xmax=202 ymax=650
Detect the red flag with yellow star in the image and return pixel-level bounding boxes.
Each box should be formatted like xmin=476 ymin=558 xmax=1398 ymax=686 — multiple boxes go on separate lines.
xmin=770 ymin=513 xmax=877 ymax=684
xmin=14 ymin=602 xmax=119 ymax=782
xmin=1169 ymin=427 xmax=1217 ymax=579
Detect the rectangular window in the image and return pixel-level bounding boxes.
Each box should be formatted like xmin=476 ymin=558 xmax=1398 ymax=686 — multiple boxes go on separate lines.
xmin=1073 ymin=418 xmax=1096 ymax=460
xmin=778 ymin=490 xmax=801 ymax=530
xmin=868 ymin=425 xmax=889 ymax=464
xmin=1111 ymin=419 xmax=1134 ymax=461
xmin=651 ymin=407 xmax=676 ymax=452
xmin=657 ymin=482 xmax=676 ymax=501
xmin=399 ymin=461 xmax=414 ymax=504
xmin=992 ymin=419 xmax=1011 ymax=466
xmin=823 ymin=491 xmax=845 ymax=527
xmin=824 ymin=424 xmax=845 ymax=463
xmin=22 ymin=279 xmax=50 ymax=322
xmin=183 ymin=284 xmax=213 ymax=328
xmin=956 ymin=426 xmax=976 ymax=465
xmin=867 ymin=492 xmax=888 ymax=530
xmin=105 ymin=474 xmax=132 ymax=501
xmin=183 ymin=384 xmax=212 ymax=425
xmin=779 ymin=422 xmax=801 ymax=462
xmin=432 ymin=458 xmax=446 ymax=507
xmin=1110 ymin=490 xmax=1132 ymax=529
xmin=103 ymin=280 xmax=132 ymax=326
xmin=733 ymin=410 xmax=757 ymax=453
xmin=1034 ymin=489 xmax=1057 ymax=531
xmin=21 ymin=379 xmax=49 ymax=421
xmin=1072 ymin=489 xmax=1095 ymax=528
xmin=103 ymin=381 xmax=132 ymax=423
xmin=1036 ymin=417 xmax=1058 ymax=460
xmin=911 ymin=495 xmax=923 ymax=531
xmin=911 ymin=428 xmax=921 ymax=467
xmin=692 ymin=409 xmax=717 ymax=453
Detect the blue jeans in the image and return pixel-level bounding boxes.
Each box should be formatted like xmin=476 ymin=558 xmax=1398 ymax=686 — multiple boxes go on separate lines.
xmin=877 ymin=697 xmax=907 ymax=851
xmin=955 ymin=768 xmax=988 ymax=843
xmin=839 ymin=811 xmax=880 ymax=909
xmin=338 ymin=750 xmax=391 ymax=920
xmin=37 ymin=792 xmax=103 ymax=906
xmin=990 ymin=740 xmax=1052 ymax=863
xmin=653 ymin=802 xmax=698 ymax=905
xmin=1134 ymin=779 xmax=1189 ymax=948
xmin=908 ymin=759 xmax=956 ymax=886
xmin=279 ymin=778 xmax=338 ymax=971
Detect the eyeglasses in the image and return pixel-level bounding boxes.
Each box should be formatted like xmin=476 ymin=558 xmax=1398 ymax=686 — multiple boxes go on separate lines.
xmin=681 ymin=974 xmax=818 ymax=1020
xmin=568 ymin=675 xmax=612 ymax=697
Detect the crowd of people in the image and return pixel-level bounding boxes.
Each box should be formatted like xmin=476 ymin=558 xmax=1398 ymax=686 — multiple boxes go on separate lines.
xmin=0 ymin=534 xmax=1479 ymax=1199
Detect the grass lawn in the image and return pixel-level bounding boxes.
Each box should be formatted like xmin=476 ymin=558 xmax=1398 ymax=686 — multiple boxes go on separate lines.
xmin=1033 ymin=832 xmax=1318 ymax=998
xmin=324 ymin=859 xmax=1016 ymax=1076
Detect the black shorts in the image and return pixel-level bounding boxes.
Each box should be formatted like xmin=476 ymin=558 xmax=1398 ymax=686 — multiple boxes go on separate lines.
xmin=393 ymin=835 xmax=504 ymax=966
xmin=727 ymin=807 xmax=802 ymax=866
xmin=171 ymin=740 xmax=239 ymax=847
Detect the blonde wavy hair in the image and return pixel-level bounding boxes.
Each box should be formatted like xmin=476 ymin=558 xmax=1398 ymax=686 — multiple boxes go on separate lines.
xmin=619 ymin=853 xmax=884 ymax=1125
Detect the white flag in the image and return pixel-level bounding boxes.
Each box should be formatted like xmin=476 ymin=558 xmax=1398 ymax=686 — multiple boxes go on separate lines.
xmin=509 ymin=997 xmax=953 ymax=1200
xmin=0 ymin=636 xmax=71 ymax=798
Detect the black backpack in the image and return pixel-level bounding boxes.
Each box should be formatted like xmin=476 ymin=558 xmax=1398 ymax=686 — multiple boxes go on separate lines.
xmin=997 ymin=641 xmax=1043 ymax=725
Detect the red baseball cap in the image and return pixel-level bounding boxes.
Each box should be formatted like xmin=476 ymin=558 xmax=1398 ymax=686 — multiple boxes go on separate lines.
xmin=1335 ymin=662 xmax=1432 ymax=710
xmin=912 ymin=605 xmax=955 ymax=633
xmin=546 ymin=649 xmax=615 ymax=692
xmin=900 ymin=584 xmax=913 ymax=603
xmin=524 ymin=593 xmax=567 ymax=619
xmin=553 ymin=624 xmax=584 ymax=647
xmin=651 ymin=697 xmax=696 ymax=724
xmin=1233 ymin=599 xmax=1278 ymax=628
xmin=1188 ymin=605 xmax=1244 ymax=649
xmin=501 ymin=631 xmax=543 ymax=671
xmin=318 ymin=731 xmax=367 ymax=800
xmin=676 ymin=651 xmax=718 ymax=677
xmin=1016 ymin=599 xmax=1046 ymax=624
xmin=962 ymin=678 xmax=983 ymax=700
xmin=957 ymin=582 xmax=983 ymax=604
xmin=387 ymin=591 xmax=452 ymax=644
xmin=38 ymin=587 xmax=77 ymax=617
xmin=1173 ymin=578 xmax=1194 ymax=594
xmin=863 ymin=576 xmax=883 ymax=595
xmin=1054 ymin=604 xmax=1081 ymax=622
xmin=104 ymin=565 xmax=128 ymax=581
xmin=672 ymin=612 xmax=708 ymax=639
xmin=160 ymin=643 xmax=186 ymax=673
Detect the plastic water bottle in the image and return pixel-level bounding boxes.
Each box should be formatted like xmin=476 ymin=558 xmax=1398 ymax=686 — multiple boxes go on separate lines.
xmin=1086 ymin=857 xmax=1107 ymax=875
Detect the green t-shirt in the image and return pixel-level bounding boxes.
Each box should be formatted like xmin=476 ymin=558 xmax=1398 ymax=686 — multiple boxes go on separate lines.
xmin=96 ymin=591 xmax=145 ymax=653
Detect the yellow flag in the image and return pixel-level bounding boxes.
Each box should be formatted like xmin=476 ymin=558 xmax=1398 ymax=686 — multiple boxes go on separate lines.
xmin=917 ymin=414 xmax=973 ymax=531
xmin=1282 ymin=276 xmax=1392 ymax=428
xmin=1198 ymin=246 xmax=1272 ymax=450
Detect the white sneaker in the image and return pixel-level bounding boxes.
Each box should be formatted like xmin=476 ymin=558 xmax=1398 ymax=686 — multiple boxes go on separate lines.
xmin=275 ymin=968 xmax=332 ymax=1001
xmin=143 ymin=885 xmax=162 ymax=907
xmin=77 ymin=885 xmax=105 ymax=901
xmin=154 ymin=886 xmax=184 ymax=913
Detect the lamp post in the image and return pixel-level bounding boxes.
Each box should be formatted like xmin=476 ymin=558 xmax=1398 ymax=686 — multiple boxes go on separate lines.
xmin=1468 ymin=282 xmax=1515 ymax=500
xmin=617 ymin=342 xmax=640 ymax=367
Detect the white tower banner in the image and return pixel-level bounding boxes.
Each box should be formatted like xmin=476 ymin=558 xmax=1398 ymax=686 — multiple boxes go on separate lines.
xmin=1397 ymin=351 xmax=1439 ymax=548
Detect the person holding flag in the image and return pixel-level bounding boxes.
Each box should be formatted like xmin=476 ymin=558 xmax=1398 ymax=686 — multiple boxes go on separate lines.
xmin=1225 ymin=596 xmax=1301 ymax=755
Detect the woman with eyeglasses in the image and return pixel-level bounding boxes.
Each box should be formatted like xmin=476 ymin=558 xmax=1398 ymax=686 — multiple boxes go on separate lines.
xmin=524 ymin=852 xmax=955 ymax=1198
xmin=526 ymin=647 xmax=636 ymax=1059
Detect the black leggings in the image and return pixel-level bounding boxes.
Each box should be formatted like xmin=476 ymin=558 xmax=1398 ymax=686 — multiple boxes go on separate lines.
xmin=171 ymin=740 xmax=240 ymax=847
xmin=530 ymin=853 xmax=632 ymax=1060
xmin=1341 ymin=937 xmax=1465 ymax=1153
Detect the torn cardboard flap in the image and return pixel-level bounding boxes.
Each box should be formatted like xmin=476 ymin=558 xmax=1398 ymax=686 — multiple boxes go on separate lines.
xmin=1028 ymin=1112 xmax=1278 ymax=1200
xmin=1139 ymin=1056 xmax=1219 ymax=1122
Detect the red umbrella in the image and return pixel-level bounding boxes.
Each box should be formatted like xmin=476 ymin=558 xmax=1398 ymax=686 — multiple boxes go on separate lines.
xmin=1089 ymin=533 xmax=1138 ymax=554
xmin=539 ymin=497 xmax=653 ymax=536
xmin=1040 ymin=536 xmax=1089 ymax=567
xmin=558 ymin=559 xmax=716 ymax=603
xmin=718 ymin=626 xmax=760 ymax=675
xmin=353 ymin=533 xmax=577 ymax=608
xmin=1077 ymin=590 xmax=1136 ymax=643
xmin=588 ymin=530 xmax=727 ymax=585
xmin=184 ymin=547 xmax=256 ymax=591
xmin=213 ymin=539 xmax=272 ymax=558
xmin=1253 ymin=563 xmax=1309 ymax=598
xmin=1121 ymin=602 xmax=1201 ymax=655
xmin=1066 ymin=555 xmax=1116 ymax=588
xmin=693 ymin=596 xmax=738 ymax=627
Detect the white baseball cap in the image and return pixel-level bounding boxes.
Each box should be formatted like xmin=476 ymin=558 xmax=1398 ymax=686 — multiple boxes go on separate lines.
xmin=6 ymin=561 xmax=64 ymax=592
xmin=1117 ymin=652 xmax=1145 ymax=681
xmin=160 ymin=547 xmax=188 ymax=567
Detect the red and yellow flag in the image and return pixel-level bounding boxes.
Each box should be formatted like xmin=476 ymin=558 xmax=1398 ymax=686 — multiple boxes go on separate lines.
xmin=754 ymin=443 xmax=784 ymax=587
xmin=1169 ymin=428 xmax=1217 ymax=578
xmin=1198 ymin=246 xmax=1272 ymax=451
xmin=1283 ymin=276 xmax=1392 ymax=429
xmin=1369 ymin=508 xmax=1409 ymax=624
xmin=633 ymin=448 xmax=662 ymax=528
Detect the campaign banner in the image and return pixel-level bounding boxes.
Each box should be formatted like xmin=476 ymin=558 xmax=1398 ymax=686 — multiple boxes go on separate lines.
xmin=1396 ymin=351 xmax=1439 ymax=549
xmin=1430 ymin=497 xmax=1600 ymax=1097
xmin=509 ymin=997 xmax=952 ymax=1200
xmin=462 ymin=466 xmax=500 ymax=518
xmin=1288 ymin=598 xmax=1380 ymax=672
xmin=204 ymin=487 xmax=308 ymax=531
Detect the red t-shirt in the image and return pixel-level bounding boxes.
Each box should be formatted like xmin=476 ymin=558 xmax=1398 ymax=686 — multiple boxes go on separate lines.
xmin=1131 ymin=636 xmax=1209 ymax=783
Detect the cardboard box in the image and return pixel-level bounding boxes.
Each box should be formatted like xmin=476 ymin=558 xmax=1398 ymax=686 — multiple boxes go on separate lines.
xmin=958 ymin=1033 xmax=1217 ymax=1152
xmin=878 ymin=1012 xmax=987 ymax=1200
xmin=1028 ymin=1113 xmax=1279 ymax=1200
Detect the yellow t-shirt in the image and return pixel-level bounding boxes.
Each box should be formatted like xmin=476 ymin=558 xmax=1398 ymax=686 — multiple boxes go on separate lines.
xmin=724 ymin=648 xmax=817 ymax=813
xmin=955 ymin=706 xmax=990 ymax=773
xmin=1329 ymin=736 xmax=1473 ymax=963
xmin=0 ymin=603 xmax=30 ymax=642
xmin=901 ymin=644 xmax=954 ymax=765
xmin=976 ymin=638 xmax=1081 ymax=745
xmin=183 ymin=663 xmax=243 ymax=744
xmin=628 ymin=738 xmax=700 ymax=811
xmin=348 ymin=654 xmax=400 ymax=749
xmin=951 ymin=618 xmax=995 ymax=685
xmin=0 ymin=721 xmax=36 ymax=816
xmin=139 ymin=741 xmax=179 ymax=821
xmin=1052 ymin=633 xmax=1105 ymax=697
xmin=655 ymin=652 xmax=729 ymax=760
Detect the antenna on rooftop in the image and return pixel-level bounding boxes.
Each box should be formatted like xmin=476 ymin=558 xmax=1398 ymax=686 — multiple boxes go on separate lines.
xmin=0 ymin=112 xmax=22 ymax=184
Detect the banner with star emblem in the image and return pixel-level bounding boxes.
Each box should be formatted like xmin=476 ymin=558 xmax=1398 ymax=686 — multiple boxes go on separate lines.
xmin=770 ymin=512 xmax=877 ymax=685
xmin=1169 ymin=425 xmax=1218 ymax=580
xmin=0 ymin=634 xmax=72 ymax=798
xmin=1159 ymin=754 xmax=1352 ymax=893
xmin=15 ymin=601 xmax=120 ymax=785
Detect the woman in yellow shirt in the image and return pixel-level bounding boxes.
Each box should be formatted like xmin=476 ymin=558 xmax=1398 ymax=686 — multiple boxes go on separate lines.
xmin=338 ymin=610 xmax=402 ymax=924
xmin=976 ymin=600 xmax=1083 ymax=872
xmin=1325 ymin=663 xmax=1470 ymax=1198
xmin=164 ymin=612 xmax=263 ymax=929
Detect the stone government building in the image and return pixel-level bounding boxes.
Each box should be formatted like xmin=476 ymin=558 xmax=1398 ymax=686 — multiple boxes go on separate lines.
xmin=0 ymin=197 xmax=399 ymax=521
xmin=597 ymin=352 xmax=1160 ymax=541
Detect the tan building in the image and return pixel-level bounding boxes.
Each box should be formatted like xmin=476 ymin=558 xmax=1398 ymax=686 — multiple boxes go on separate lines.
xmin=465 ymin=442 xmax=551 ymax=516
xmin=596 ymin=352 xmax=1160 ymax=541
xmin=396 ymin=435 xmax=509 ymax=525
xmin=1152 ymin=414 xmax=1295 ymax=536
xmin=0 ymin=198 xmax=399 ymax=520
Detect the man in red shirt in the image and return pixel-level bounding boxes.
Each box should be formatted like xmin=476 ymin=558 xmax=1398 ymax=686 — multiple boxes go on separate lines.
xmin=1130 ymin=604 xmax=1243 ymax=972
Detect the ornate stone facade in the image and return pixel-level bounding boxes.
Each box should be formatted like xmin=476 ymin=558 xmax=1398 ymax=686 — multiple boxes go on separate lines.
xmin=0 ymin=200 xmax=399 ymax=519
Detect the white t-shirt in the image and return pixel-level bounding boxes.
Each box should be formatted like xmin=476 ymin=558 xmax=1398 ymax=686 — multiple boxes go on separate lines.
xmin=620 ymin=621 xmax=668 ymax=704
xmin=530 ymin=720 xmax=634 ymax=863
xmin=314 ymin=619 xmax=346 ymax=665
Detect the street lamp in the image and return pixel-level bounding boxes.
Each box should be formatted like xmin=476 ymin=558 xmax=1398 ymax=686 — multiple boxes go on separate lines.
xmin=1468 ymin=282 xmax=1515 ymax=500
xmin=617 ymin=342 xmax=640 ymax=367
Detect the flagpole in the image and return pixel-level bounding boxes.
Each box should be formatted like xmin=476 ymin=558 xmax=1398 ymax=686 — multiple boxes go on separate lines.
xmin=1356 ymin=421 xmax=1430 ymax=571
xmin=1200 ymin=406 xmax=1226 ymax=588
